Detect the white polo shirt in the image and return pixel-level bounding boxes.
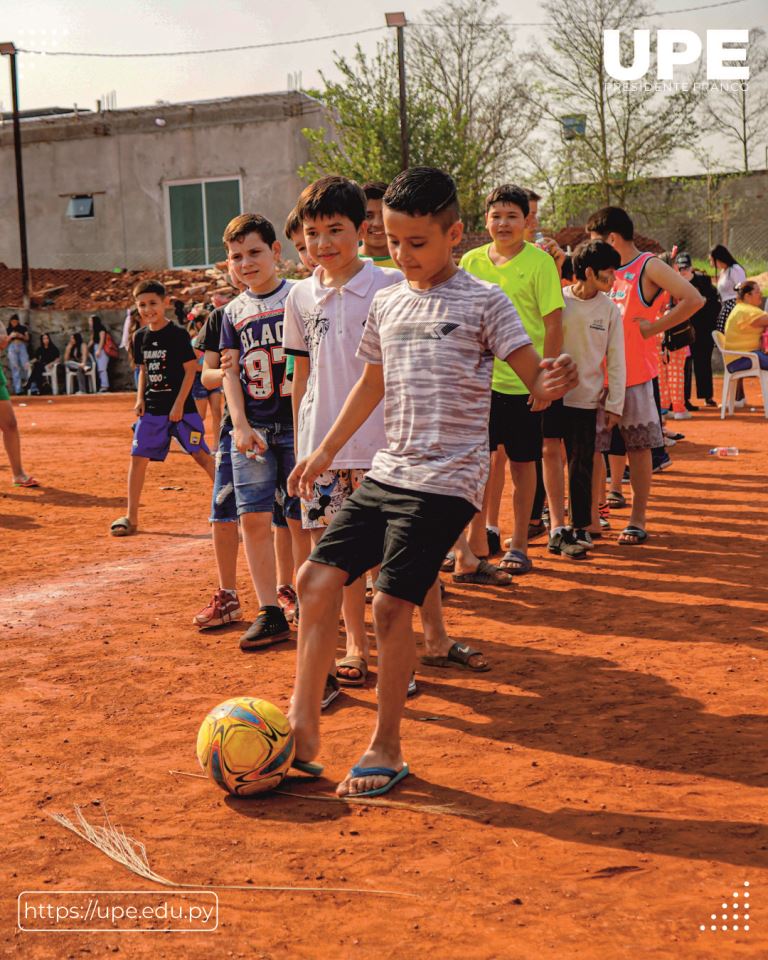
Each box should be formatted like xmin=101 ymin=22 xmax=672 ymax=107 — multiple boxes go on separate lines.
xmin=283 ymin=259 xmax=402 ymax=468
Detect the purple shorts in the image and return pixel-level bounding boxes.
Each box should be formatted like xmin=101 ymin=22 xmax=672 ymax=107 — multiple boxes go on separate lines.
xmin=131 ymin=412 xmax=210 ymax=461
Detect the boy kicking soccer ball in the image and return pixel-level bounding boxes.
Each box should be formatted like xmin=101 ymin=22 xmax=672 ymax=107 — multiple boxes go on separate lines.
xmin=287 ymin=167 xmax=578 ymax=799
xmin=111 ymin=280 xmax=214 ymax=536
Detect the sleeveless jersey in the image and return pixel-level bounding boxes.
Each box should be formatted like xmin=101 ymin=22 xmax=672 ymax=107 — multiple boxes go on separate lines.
xmin=609 ymin=252 xmax=661 ymax=387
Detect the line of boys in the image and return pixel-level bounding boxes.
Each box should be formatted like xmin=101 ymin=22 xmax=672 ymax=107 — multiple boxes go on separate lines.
xmin=112 ymin=165 xmax=703 ymax=798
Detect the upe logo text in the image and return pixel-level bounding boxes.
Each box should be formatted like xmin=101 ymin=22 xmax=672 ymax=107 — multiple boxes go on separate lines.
xmin=604 ymin=30 xmax=749 ymax=81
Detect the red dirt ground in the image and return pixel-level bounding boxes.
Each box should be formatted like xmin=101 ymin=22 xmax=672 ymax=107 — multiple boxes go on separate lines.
xmin=1 ymin=388 xmax=766 ymax=960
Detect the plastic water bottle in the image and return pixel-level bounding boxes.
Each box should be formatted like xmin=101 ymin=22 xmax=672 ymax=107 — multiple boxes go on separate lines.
xmin=534 ymin=230 xmax=546 ymax=249
xmin=708 ymin=447 xmax=738 ymax=457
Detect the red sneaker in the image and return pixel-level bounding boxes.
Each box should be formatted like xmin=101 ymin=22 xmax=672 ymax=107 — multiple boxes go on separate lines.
xmin=193 ymin=589 xmax=242 ymax=629
xmin=277 ymin=584 xmax=298 ymax=624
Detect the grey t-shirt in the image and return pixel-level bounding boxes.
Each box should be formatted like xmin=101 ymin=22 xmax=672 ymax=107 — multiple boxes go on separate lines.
xmin=356 ymin=269 xmax=531 ymax=509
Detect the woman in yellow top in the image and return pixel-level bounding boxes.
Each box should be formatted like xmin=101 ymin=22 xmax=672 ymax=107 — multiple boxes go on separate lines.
xmin=723 ymin=280 xmax=768 ymax=405
xmin=724 ymin=281 xmax=768 ymax=360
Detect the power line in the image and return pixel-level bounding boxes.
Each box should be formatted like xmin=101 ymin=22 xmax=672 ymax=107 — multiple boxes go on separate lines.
xmin=16 ymin=25 xmax=386 ymax=59
xmin=14 ymin=0 xmax=750 ymax=59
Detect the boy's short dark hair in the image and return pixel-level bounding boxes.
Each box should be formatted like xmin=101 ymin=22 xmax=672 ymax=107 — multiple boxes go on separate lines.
xmin=585 ymin=206 xmax=634 ymax=241
xmin=222 ymin=213 xmax=276 ymax=249
xmin=296 ymin=176 xmax=367 ymax=229
xmin=383 ymin=167 xmax=459 ymax=228
xmin=572 ymin=240 xmax=621 ymax=280
xmin=526 ymin=189 xmax=542 ymax=203
xmin=132 ymin=279 xmax=166 ymax=300
xmin=284 ymin=207 xmax=302 ymax=240
xmin=485 ymin=184 xmax=530 ymax=218
xmin=362 ymin=180 xmax=388 ymax=201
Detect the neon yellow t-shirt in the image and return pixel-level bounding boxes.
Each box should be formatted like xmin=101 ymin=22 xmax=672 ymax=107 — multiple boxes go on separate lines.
xmin=460 ymin=242 xmax=564 ymax=394
xmin=365 ymin=254 xmax=398 ymax=269
xmin=724 ymin=302 xmax=765 ymax=353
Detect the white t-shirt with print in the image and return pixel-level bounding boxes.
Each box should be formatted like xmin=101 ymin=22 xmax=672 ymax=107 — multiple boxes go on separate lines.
xmin=357 ymin=269 xmax=531 ymax=510
xmin=283 ymin=259 xmax=402 ymax=468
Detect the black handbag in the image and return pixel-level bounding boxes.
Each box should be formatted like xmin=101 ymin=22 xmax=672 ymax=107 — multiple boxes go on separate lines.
xmin=663 ymin=321 xmax=694 ymax=352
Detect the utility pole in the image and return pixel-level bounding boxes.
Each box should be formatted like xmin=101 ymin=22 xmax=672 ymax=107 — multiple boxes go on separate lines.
xmin=385 ymin=13 xmax=409 ymax=171
xmin=1 ymin=42 xmax=30 ymax=310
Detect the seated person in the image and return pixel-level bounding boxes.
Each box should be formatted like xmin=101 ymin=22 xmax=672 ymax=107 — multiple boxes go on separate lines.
xmin=723 ymin=281 xmax=768 ymax=369
xmin=25 ymin=333 xmax=60 ymax=394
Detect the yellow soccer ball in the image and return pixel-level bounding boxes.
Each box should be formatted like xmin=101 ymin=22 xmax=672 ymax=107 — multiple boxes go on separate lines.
xmin=196 ymin=697 xmax=295 ymax=796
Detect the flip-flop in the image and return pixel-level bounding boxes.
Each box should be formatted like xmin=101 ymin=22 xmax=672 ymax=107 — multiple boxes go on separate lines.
xmin=13 ymin=476 xmax=40 ymax=488
xmin=606 ymin=492 xmax=628 ymax=508
xmin=291 ymin=759 xmax=324 ymax=777
xmin=342 ymin=762 xmax=410 ymax=799
xmin=527 ymin=521 xmax=546 ymax=540
xmin=336 ymin=655 xmax=368 ymax=687
xmin=618 ymin=525 xmax=648 ymax=545
xmin=452 ymin=559 xmax=513 ymax=586
xmin=110 ymin=516 xmax=136 ymax=537
xmin=498 ymin=549 xmax=533 ymax=575
xmin=421 ymin=641 xmax=490 ymax=672
xmin=440 ymin=552 xmax=455 ymax=572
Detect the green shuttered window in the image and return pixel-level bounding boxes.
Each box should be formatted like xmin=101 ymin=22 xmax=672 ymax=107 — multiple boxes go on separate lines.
xmin=167 ymin=178 xmax=241 ymax=267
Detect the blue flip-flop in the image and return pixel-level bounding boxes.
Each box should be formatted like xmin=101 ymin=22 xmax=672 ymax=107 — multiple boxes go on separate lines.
xmin=344 ymin=762 xmax=410 ymax=798
xmin=291 ymin=759 xmax=324 ymax=777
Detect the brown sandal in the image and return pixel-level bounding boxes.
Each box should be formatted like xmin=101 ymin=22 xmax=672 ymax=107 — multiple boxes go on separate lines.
xmin=452 ymin=559 xmax=513 ymax=586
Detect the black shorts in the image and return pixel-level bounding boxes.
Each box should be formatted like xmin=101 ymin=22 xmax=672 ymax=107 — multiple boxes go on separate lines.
xmin=488 ymin=390 xmax=543 ymax=463
xmin=308 ymin=478 xmax=476 ymax=606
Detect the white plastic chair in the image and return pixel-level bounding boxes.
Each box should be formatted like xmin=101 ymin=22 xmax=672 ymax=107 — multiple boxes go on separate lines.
xmin=65 ymin=362 xmax=98 ymax=395
xmin=712 ymin=330 xmax=768 ymax=419
xmin=43 ymin=360 xmax=62 ymax=395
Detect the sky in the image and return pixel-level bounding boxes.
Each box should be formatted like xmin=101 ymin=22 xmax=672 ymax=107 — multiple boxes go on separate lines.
xmin=0 ymin=0 xmax=766 ymax=173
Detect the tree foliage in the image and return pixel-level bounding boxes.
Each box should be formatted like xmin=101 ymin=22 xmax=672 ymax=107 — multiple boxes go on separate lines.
xmin=523 ymin=0 xmax=701 ymax=214
xmin=703 ymin=27 xmax=768 ymax=173
xmin=299 ymin=0 xmax=536 ymax=228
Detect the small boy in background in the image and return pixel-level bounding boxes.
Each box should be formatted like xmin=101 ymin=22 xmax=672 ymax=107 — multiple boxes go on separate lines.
xmin=360 ymin=181 xmax=397 ymax=268
xmin=542 ymin=240 xmax=625 ymax=558
xmin=111 ymin=280 xmax=214 ymax=537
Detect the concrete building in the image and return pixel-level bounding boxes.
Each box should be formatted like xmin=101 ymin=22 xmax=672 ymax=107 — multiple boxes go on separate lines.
xmin=0 ymin=91 xmax=324 ymax=271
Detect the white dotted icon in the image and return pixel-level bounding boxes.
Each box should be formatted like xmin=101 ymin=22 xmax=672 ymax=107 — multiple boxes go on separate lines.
xmin=700 ymin=882 xmax=751 ymax=932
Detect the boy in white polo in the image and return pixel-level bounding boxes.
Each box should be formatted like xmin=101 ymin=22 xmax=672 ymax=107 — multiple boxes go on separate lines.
xmin=284 ymin=176 xmax=401 ymax=687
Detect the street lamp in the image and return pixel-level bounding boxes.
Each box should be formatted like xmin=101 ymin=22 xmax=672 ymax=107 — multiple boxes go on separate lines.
xmin=385 ymin=12 xmax=409 ymax=171
xmin=0 ymin=42 xmax=30 ymax=310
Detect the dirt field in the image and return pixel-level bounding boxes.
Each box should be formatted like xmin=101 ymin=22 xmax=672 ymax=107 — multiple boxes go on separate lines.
xmin=1 ymin=388 xmax=766 ymax=960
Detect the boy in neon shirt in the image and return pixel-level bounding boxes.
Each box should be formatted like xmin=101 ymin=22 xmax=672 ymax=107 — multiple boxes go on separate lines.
xmin=460 ymin=184 xmax=564 ymax=575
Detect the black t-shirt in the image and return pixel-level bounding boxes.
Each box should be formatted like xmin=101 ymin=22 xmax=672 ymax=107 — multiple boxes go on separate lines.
xmin=196 ymin=308 xmax=232 ymax=435
xmin=8 ymin=324 xmax=28 ymax=341
xmin=134 ymin=322 xmax=196 ymax=416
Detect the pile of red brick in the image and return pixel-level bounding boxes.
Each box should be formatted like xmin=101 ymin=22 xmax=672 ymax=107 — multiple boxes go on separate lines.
xmin=0 ymin=258 xmax=306 ymax=311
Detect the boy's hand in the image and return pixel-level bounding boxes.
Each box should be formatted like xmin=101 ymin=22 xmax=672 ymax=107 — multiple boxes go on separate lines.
xmin=134 ymin=399 xmax=145 ymax=417
xmin=169 ymin=402 xmax=183 ymax=423
xmin=288 ymin=446 xmax=333 ymax=500
xmin=540 ymin=237 xmax=566 ymax=269
xmin=637 ymin=319 xmax=654 ymax=338
xmin=529 ymin=396 xmax=551 ymax=413
xmin=604 ymin=411 xmax=621 ymax=429
xmin=220 ymin=351 xmax=235 ymax=373
xmin=536 ymin=354 xmax=578 ymax=400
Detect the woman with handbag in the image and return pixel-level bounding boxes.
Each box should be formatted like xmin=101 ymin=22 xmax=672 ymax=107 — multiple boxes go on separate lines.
xmin=88 ymin=314 xmax=117 ymax=393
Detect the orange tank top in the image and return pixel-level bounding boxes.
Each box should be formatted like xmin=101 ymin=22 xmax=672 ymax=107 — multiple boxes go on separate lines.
xmin=609 ymin=252 xmax=661 ymax=387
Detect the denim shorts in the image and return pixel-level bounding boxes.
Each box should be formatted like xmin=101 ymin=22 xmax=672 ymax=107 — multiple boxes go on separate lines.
xmin=191 ymin=371 xmax=222 ymax=400
xmin=210 ymin=428 xmax=237 ymax=523
xmin=230 ymin=422 xmax=301 ymax=519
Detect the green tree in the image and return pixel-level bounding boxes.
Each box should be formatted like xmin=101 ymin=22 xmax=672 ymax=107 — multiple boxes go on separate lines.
xmin=299 ymin=0 xmax=537 ymax=228
xmin=703 ymin=27 xmax=768 ymax=173
xmin=524 ymin=0 xmax=701 ymax=214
